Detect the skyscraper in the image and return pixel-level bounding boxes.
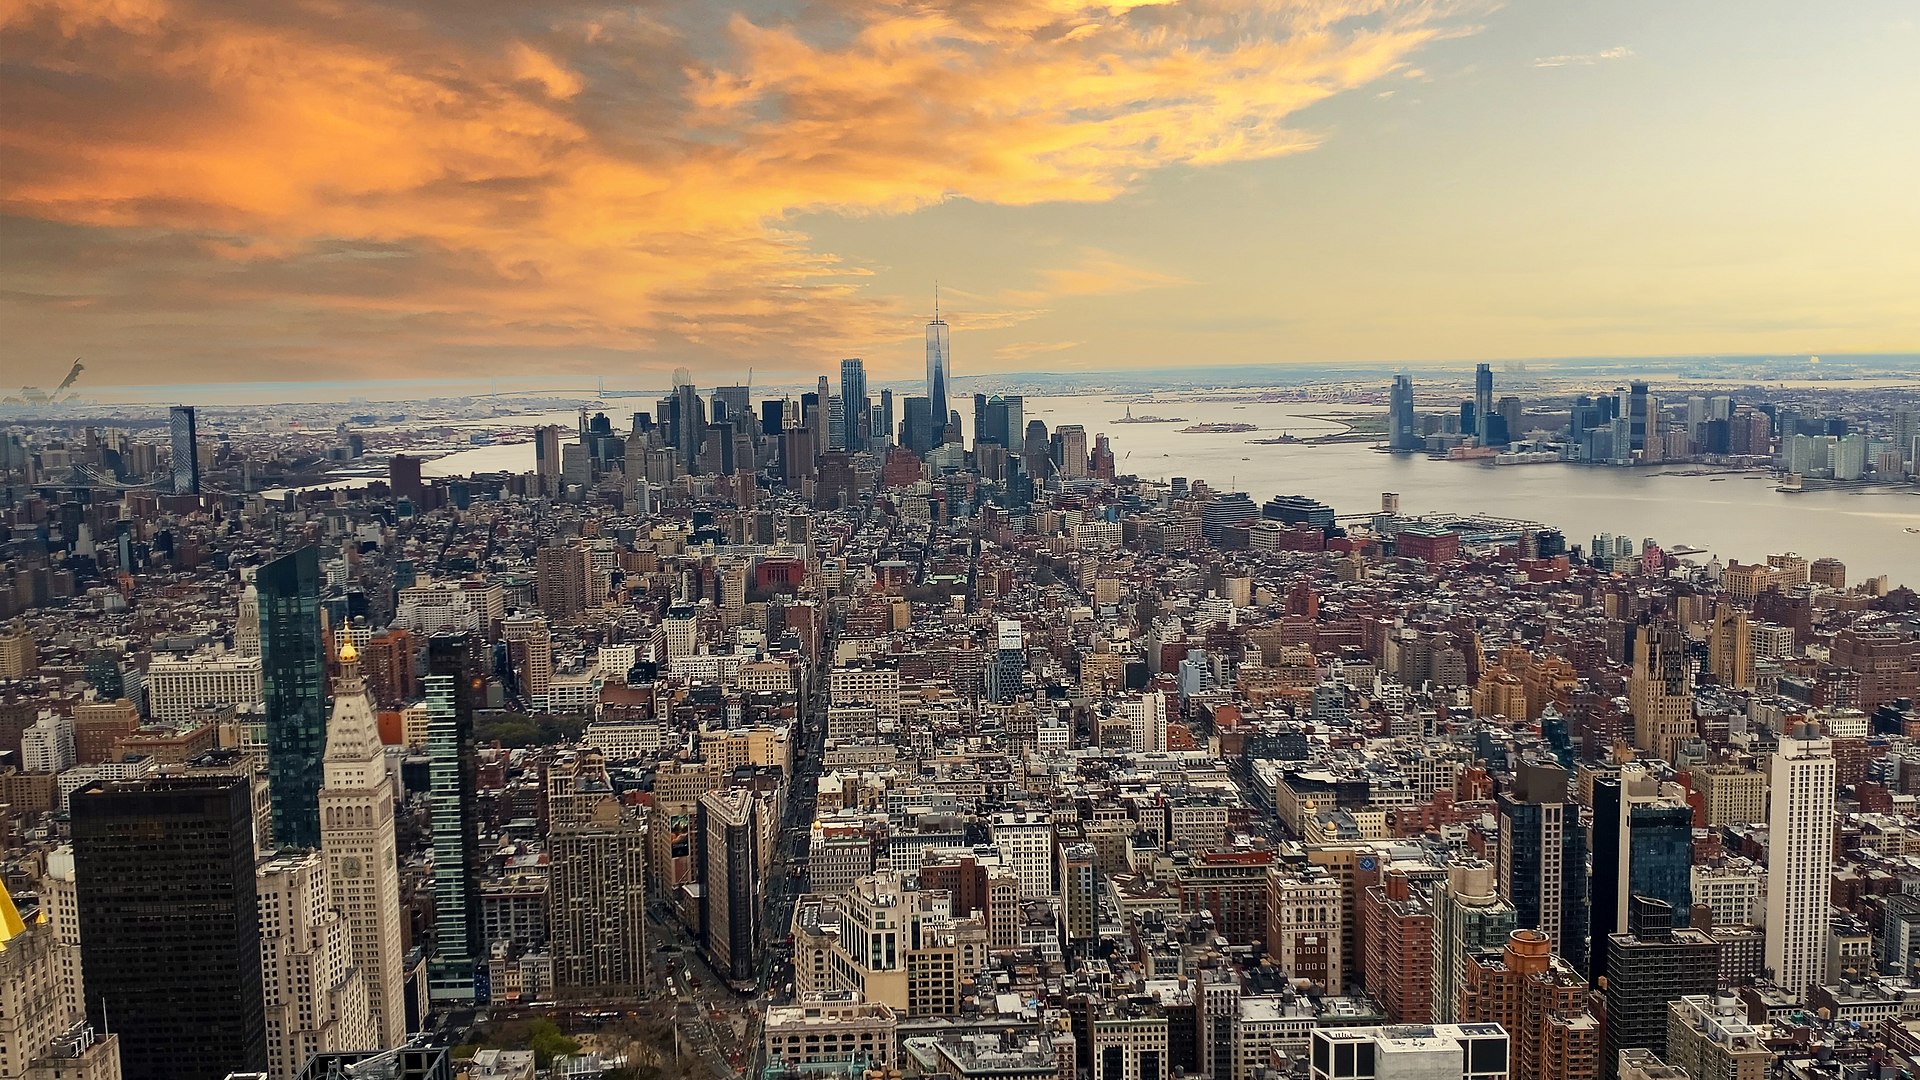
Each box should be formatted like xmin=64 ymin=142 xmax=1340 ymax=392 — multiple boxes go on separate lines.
xmin=259 ymin=546 xmax=325 ymax=849
xmin=673 ymin=374 xmax=704 ymax=476
xmin=0 ymin=874 xmax=121 ymax=1080
xmin=1052 ymin=424 xmax=1089 ymax=480
xmin=72 ymin=775 xmax=268 ymax=1080
xmin=1600 ymin=897 xmax=1717 ymax=1080
xmin=1496 ymin=760 xmax=1589 ymax=973
xmin=169 ymin=405 xmax=200 ymax=495
xmin=902 ymin=396 xmax=934 ymax=456
xmin=1430 ymin=861 xmax=1517 ymax=1022
xmin=257 ymin=850 xmax=375 ymax=1080
xmin=1707 ymin=605 xmax=1753 ymax=689
xmin=926 ymin=292 xmax=950 ymax=436
xmin=427 ymin=634 xmax=484 ymax=1003
xmin=1628 ymin=381 xmax=1654 ymax=454
xmin=533 ymin=425 xmax=563 ymax=498
xmin=321 ymin=641 xmax=407 ymax=1046
xmin=1766 ymin=731 xmax=1836 ymax=1000
xmin=1590 ymin=764 xmax=1693 ymax=983
xmin=1474 ymin=363 xmax=1494 ymax=446
xmin=840 ymin=358 xmax=869 ymax=453
xmin=1629 ymin=621 xmax=1695 ymax=761
xmin=699 ymin=788 xmax=760 ymax=986
xmin=1389 ymin=374 xmax=1418 ymax=451
xmin=548 ymin=750 xmax=649 ymax=998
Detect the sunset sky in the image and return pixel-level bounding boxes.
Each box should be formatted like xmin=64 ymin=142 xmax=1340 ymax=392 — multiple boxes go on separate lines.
xmin=3 ymin=0 xmax=1917 ymax=388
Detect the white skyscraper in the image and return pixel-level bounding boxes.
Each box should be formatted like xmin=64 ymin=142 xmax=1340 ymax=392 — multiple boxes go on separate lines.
xmin=319 ymin=641 xmax=408 ymax=1046
xmin=1766 ymin=731 xmax=1836 ymax=1000
xmin=237 ymin=581 xmax=261 ymax=657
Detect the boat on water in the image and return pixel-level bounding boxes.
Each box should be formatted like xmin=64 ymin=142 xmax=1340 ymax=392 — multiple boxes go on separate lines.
xmin=1181 ymin=422 xmax=1258 ymax=433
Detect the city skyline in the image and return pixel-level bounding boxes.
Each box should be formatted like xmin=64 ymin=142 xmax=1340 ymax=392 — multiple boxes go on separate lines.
xmin=5 ymin=1 xmax=1918 ymax=387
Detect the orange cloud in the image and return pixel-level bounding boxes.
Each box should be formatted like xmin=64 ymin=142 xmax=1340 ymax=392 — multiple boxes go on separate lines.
xmin=0 ymin=0 xmax=1470 ymax=384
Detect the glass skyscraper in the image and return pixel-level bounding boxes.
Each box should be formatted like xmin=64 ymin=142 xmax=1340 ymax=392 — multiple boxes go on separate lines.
xmin=926 ymin=294 xmax=950 ymax=440
xmin=169 ymin=405 xmax=200 ymax=494
xmin=1590 ymin=768 xmax=1694 ymax=982
xmin=839 ymin=358 xmax=869 ymax=452
xmin=258 ymin=546 xmax=325 ymax=849
xmin=427 ymin=634 xmax=485 ymax=1002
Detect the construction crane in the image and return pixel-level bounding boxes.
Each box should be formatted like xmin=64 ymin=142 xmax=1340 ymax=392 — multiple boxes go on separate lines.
xmin=3 ymin=359 xmax=85 ymax=406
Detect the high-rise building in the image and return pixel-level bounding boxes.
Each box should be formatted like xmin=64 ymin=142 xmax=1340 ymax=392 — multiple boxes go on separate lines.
xmin=320 ymin=642 xmax=407 ymax=1046
xmin=387 ymin=454 xmax=424 ymax=504
xmin=902 ymin=396 xmax=934 ymax=456
xmin=1766 ymin=731 xmax=1836 ymax=1000
xmin=427 ymin=635 xmax=484 ymax=1003
xmin=1052 ymin=424 xmax=1089 ymax=480
xmin=1628 ymin=381 xmax=1655 ymax=455
xmin=1390 ymin=375 xmax=1419 ymax=451
xmin=1474 ymin=364 xmax=1494 ymax=446
xmin=1630 ymin=621 xmax=1695 ymax=761
xmin=877 ymin=389 xmax=894 ymax=448
xmin=1590 ymin=765 xmax=1693 ymax=983
xmin=535 ymin=544 xmax=589 ymax=620
xmin=926 ymin=293 xmax=950 ymax=435
xmin=699 ymin=788 xmax=760 ymax=985
xmin=1430 ymin=862 xmax=1517 ymax=1022
xmin=673 ymin=376 xmax=705 ymax=476
xmin=547 ymin=750 xmax=648 ymax=998
xmin=533 ymin=425 xmax=564 ymax=498
xmin=72 ymin=775 xmax=268 ymax=1080
xmin=0 ymin=874 xmax=121 ymax=1080
xmin=169 ymin=405 xmax=200 ymax=495
xmin=259 ymin=546 xmax=326 ymax=849
xmin=839 ymin=358 xmax=870 ymax=452
xmin=1707 ymin=606 xmax=1752 ymax=689
xmin=1601 ymin=897 xmax=1717 ymax=1080
xmin=1458 ymin=929 xmax=1597 ymax=1080
xmin=257 ymin=850 xmax=375 ymax=1080
xmin=1496 ymin=761 xmax=1589 ymax=973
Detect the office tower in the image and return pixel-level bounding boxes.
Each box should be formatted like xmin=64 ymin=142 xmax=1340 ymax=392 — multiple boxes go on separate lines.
xmin=1390 ymin=374 xmax=1418 ymax=451
xmin=72 ymin=775 xmax=267 ymax=1080
xmin=548 ymin=751 xmax=648 ymax=998
xmin=1474 ymin=364 xmax=1493 ymax=445
xmin=827 ymin=395 xmax=847 ymax=452
xmin=41 ymin=846 xmax=85 ymax=1020
xmin=1022 ymin=419 xmax=1051 ymax=483
xmin=1365 ymin=865 xmax=1445 ymax=1024
xmin=1057 ymin=843 xmax=1097 ymax=949
xmin=1628 ymin=381 xmax=1654 ymax=454
xmin=427 ymin=635 xmax=484 ymax=1003
xmin=0 ymin=874 xmax=121 ymax=1080
xmin=1630 ymin=621 xmax=1695 ymax=761
xmin=169 ymin=405 xmax=200 ymax=494
xmin=532 ymin=425 xmax=563 ymax=497
xmin=840 ymin=358 xmax=869 ymax=452
xmin=926 ymin=292 xmax=950 ymax=433
xmin=1706 ymin=606 xmax=1752 ymax=689
xmin=235 ymin=581 xmax=262 ymax=657
xmin=1429 ymin=862 xmax=1516 ymax=1022
xmin=258 ymin=851 xmax=375 ymax=1080
xmin=712 ymin=384 xmax=750 ymax=427
xmin=387 ymin=454 xmax=423 ymax=504
xmin=877 ymin=388 xmax=894 ymax=448
xmin=1458 ymin=929 xmax=1597 ymax=1080
xmin=320 ymin=642 xmax=407 ymax=1046
xmin=985 ymin=619 xmax=1026 ymax=704
xmin=1496 ymin=761 xmax=1589 ymax=973
xmin=1601 ymin=897 xmax=1717 ymax=1080
xmin=259 ymin=546 xmax=325 ymax=849
xmin=1308 ymin=1025 xmax=1509 ymax=1080
xmin=902 ymin=396 xmax=934 ymax=456
xmin=1590 ymin=765 xmax=1693 ymax=983
xmin=699 ymin=788 xmax=760 ymax=985
xmin=1766 ymin=731 xmax=1836 ymax=1000
xmin=673 ymin=376 xmax=705 ymax=475
xmin=1052 ymin=424 xmax=1089 ymax=480
xmin=534 ymin=544 xmax=589 ymax=620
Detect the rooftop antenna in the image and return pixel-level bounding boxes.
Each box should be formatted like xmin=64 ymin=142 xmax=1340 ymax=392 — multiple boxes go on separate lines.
xmin=934 ymin=282 xmax=940 ymax=321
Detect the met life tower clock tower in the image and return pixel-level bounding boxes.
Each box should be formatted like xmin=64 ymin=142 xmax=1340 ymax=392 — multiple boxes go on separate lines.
xmin=320 ymin=641 xmax=408 ymax=1047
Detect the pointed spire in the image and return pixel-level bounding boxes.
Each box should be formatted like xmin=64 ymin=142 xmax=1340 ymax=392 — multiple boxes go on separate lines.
xmin=933 ymin=282 xmax=940 ymax=322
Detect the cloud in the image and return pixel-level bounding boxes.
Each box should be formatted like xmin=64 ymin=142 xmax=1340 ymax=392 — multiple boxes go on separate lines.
xmin=1532 ymin=45 xmax=1633 ymax=68
xmin=0 ymin=0 xmax=1472 ymax=384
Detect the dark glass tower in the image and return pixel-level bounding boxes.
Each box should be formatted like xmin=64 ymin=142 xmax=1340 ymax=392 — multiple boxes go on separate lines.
xmin=427 ymin=633 xmax=485 ymax=1002
xmin=1590 ymin=770 xmax=1694 ymax=983
xmin=1474 ymin=363 xmax=1494 ymax=445
xmin=839 ymin=358 xmax=869 ymax=452
xmin=168 ymin=405 xmax=200 ymax=495
xmin=259 ymin=546 xmax=325 ymax=848
xmin=1600 ymin=897 xmax=1717 ymax=1080
xmin=1496 ymin=760 xmax=1589 ymax=973
xmin=1389 ymin=374 xmax=1418 ymax=451
xmin=72 ymin=775 xmax=266 ymax=1080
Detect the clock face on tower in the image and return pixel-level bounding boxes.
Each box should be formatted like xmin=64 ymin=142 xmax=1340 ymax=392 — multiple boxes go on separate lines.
xmin=341 ymin=856 xmax=363 ymax=879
